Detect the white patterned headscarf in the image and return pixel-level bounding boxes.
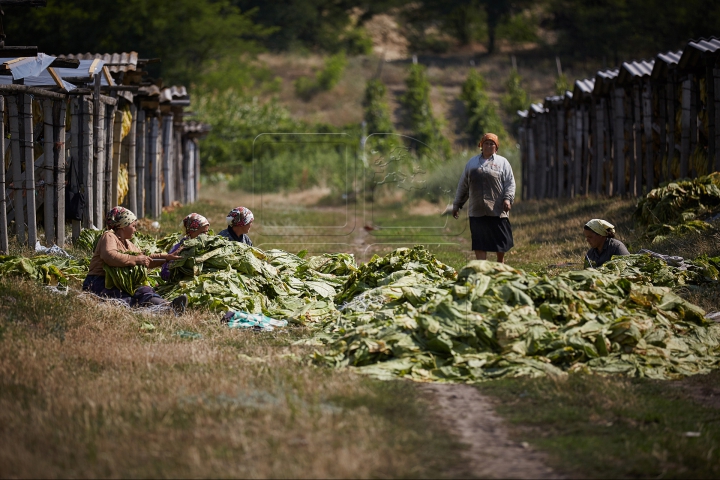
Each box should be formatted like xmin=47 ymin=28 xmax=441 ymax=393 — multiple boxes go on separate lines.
xmin=226 ymin=207 xmax=254 ymax=227
xmin=585 ymin=219 xmax=615 ymax=237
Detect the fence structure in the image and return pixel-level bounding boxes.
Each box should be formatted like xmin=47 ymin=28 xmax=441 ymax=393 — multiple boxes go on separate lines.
xmin=518 ymin=37 xmax=720 ymax=200
xmin=0 ymin=51 xmax=209 ymax=252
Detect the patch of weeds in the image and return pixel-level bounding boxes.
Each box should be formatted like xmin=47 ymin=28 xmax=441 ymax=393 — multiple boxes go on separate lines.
xmin=0 ymin=279 xmax=76 ymax=340
xmin=478 ymin=373 xmax=720 ymax=479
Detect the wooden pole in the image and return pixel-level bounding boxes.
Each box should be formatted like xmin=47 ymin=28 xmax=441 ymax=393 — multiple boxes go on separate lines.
xmin=54 ymin=100 xmax=67 ymax=247
xmin=556 ymin=109 xmax=564 ymax=197
xmin=82 ymin=97 xmax=94 ymax=228
xmin=0 ymin=96 xmax=7 ymax=253
xmin=527 ymin=123 xmax=535 ymax=199
xmin=658 ymin=82 xmax=667 ymax=182
xmin=22 ymin=94 xmax=38 ymax=246
xmin=161 ymin=113 xmax=173 ymax=206
xmin=642 ymin=81 xmax=654 ymax=192
xmin=174 ymin=128 xmax=184 ymax=204
xmin=538 ymin=114 xmax=548 ymax=199
xmin=94 ymin=100 xmax=105 ymax=229
xmin=136 ymin=109 xmax=146 ymax=218
xmin=680 ymin=76 xmax=691 ymax=178
xmin=128 ymin=104 xmax=138 ymax=213
xmin=667 ymin=80 xmax=676 ymax=179
xmin=708 ymin=64 xmax=717 ymax=175
xmin=632 ymin=84 xmax=642 ymax=196
xmin=70 ymin=98 xmax=81 ymax=241
xmin=613 ymin=88 xmax=625 ymax=196
xmin=518 ymin=126 xmax=527 ymax=200
xmin=574 ymin=107 xmax=583 ymax=197
xmin=689 ymin=76 xmax=698 ymax=177
xmin=145 ymin=114 xmax=152 ymax=216
xmin=194 ymin=139 xmax=200 ymax=202
xmin=582 ymin=106 xmax=590 ymax=195
xmin=715 ymin=67 xmax=720 ymax=172
xmin=111 ymin=106 xmax=123 ymax=206
xmin=104 ymin=105 xmax=114 ymax=209
xmin=7 ymin=96 xmax=24 ymax=244
xmin=43 ymin=99 xmax=55 ymax=245
xmin=149 ymin=116 xmax=160 ymax=218
xmin=594 ymin=98 xmax=604 ymax=195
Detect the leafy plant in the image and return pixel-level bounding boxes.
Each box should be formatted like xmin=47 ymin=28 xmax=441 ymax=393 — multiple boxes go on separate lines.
xmin=460 ymin=69 xmax=507 ymax=146
xmin=295 ymin=51 xmax=348 ymax=101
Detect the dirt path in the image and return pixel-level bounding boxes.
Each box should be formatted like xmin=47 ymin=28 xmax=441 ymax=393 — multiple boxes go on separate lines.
xmin=420 ymin=383 xmax=563 ymax=479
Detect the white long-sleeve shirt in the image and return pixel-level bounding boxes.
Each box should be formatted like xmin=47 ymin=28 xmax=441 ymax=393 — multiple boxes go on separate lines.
xmin=453 ymin=153 xmax=516 ymax=218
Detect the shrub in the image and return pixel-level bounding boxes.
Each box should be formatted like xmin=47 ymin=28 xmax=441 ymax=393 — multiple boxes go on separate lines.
xmin=294 ymin=51 xmax=348 ymax=101
xmin=555 ymin=73 xmax=571 ymax=96
xmin=400 ymin=63 xmax=451 ymax=159
xmin=460 ymin=69 xmax=507 ymax=146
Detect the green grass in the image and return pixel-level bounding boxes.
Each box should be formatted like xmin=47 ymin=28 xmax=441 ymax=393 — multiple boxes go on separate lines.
xmin=478 ymin=373 xmax=720 ymax=478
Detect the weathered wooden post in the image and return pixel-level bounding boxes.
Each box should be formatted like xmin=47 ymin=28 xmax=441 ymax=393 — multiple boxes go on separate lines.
xmin=7 ymin=96 xmax=24 ymax=244
xmin=666 ymin=80 xmax=677 ymax=179
xmin=0 ymin=96 xmax=7 ymax=253
xmin=54 ymin=100 xmax=67 ymax=247
xmin=689 ymin=77 xmax=698 ymax=177
xmin=161 ymin=113 xmax=173 ymax=206
xmin=582 ymin=106 xmax=590 ymax=195
xmin=81 ymin=97 xmax=94 ymax=229
xmin=111 ymin=105 xmax=123 ymax=206
xmin=715 ymin=67 xmax=720 ymax=172
xmin=149 ymin=116 xmax=160 ymax=217
xmin=642 ymin=81 xmax=654 ymax=191
xmin=680 ymin=76 xmax=692 ymax=178
xmin=128 ymin=104 xmax=138 ymax=213
xmin=194 ymin=139 xmax=200 ymax=202
xmin=527 ymin=121 xmax=536 ymax=200
xmin=22 ymin=95 xmax=38 ymax=246
xmin=174 ymin=128 xmax=185 ymax=203
xmin=613 ymin=88 xmax=626 ymax=195
xmin=538 ymin=113 xmax=547 ymax=199
xmin=594 ymin=98 xmax=605 ymax=195
xmin=657 ymin=82 xmax=667 ymax=182
xmin=70 ymin=97 xmax=81 ymax=241
xmin=632 ymin=84 xmax=643 ymax=196
xmin=574 ymin=107 xmax=583 ymax=197
xmin=94 ymin=99 xmax=106 ymax=227
xmin=556 ymin=109 xmax=565 ymax=197
xmin=136 ymin=108 xmax=146 ymax=217
xmin=43 ymin=99 xmax=55 ymax=245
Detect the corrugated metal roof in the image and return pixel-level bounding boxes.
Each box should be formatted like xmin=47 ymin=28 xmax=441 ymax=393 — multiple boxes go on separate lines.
xmin=183 ymin=120 xmax=211 ymax=134
xmin=573 ymin=78 xmax=595 ymax=98
xmin=58 ymin=52 xmax=139 ymax=73
xmin=593 ymin=68 xmax=619 ymax=94
xmin=159 ymin=86 xmax=189 ymax=104
xmin=678 ymin=37 xmax=720 ymax=71
xmin=517 ymin=110 xmax=528 ymax=118
xmin=530 ymin=103 xmax=546 ymax=114
xmin=617 ymin=60 xmax=654 ymax=85
xmin=651 ymin=50 xmax=682 ymax=80
xmin=544 ymin=95 xmax=565 ymax=106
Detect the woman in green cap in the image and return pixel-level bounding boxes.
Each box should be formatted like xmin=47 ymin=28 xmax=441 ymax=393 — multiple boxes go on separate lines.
xmin=583 ymin=219 xmax=629 ymax=268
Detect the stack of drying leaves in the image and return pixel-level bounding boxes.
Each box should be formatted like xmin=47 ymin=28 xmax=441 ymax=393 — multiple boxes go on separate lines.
xmin=314 ymin=251 xmax=719 ymax=382
xmin=634 ymin=171 xmax=720 ymax=242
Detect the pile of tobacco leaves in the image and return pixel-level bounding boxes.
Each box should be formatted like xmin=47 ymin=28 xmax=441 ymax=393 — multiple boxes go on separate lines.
xmin=313 ymin=251 xmax=720 ymax=382
xmin=634 ymin=172 xmax=720 ymax=242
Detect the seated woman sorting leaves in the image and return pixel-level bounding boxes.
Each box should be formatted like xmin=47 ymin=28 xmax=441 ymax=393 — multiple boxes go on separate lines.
xmin=82 ymin=206 xmax=187 ymax=313
xmin=218 ymin=206 xmax=254 ymax=246
xmin=160 ymin=213 xmax=210 ymax=281
xmin=583 ymin=218 xmax=630 ymax=268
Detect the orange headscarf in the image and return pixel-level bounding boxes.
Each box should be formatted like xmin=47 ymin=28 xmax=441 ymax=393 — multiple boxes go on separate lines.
xmin=478 ymin=133 xmax=500 ymax=151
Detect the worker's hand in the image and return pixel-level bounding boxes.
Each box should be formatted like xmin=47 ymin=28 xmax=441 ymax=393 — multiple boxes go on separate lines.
xmin=165 ymin=253 xmax=182 ymax=261
xmin=503 ymin=200 xmax=512 ymax=212
xmin=134 ymin=255 xmax=152 ymax=267
xmin=452 ymin=208 xmax=459 ymax=219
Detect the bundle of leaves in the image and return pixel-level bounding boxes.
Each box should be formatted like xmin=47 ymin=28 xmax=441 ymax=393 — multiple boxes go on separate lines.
xmin=315 ymin=258 xmax=719 ymax=382
xmin=0 ymin=255 xmax=87 ymax=286
xmin=599 ymin=253 xmax=720 ymax=285
xmin=154 ymin=235 xmax=358 ymax=324
xmin=103 ymin=264 xmax=150 ymax=295
xmin=634 ymin=172 xmax=720 ymax=242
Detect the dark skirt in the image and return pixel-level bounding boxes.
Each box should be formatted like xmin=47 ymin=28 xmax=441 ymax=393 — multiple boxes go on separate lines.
xmin=469 ymin=216 xmax=514 ymax=252
xmin=82 ymin=275 xmax=165 ymax=307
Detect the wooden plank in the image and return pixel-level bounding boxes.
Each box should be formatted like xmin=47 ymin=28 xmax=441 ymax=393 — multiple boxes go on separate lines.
xmin=689 ymin=76 xmax=698 ymax=177
xmin=70 ymin=98 xmax=81 ymax=242
xmin=538 ymin=114 xmax=547 ymax=199
xmin=604 ymin=98 xmax=613 ymax=196
xmin=43 ymin=99 xmax=55 ymax=245
xmin=136 ymin=109 xmax=146 ymax=217
xmin=680 ymin=77 xmax=692 ymax=178
xmin=88 ymin=59 xmax=102 ymax=76
xmin=94 ymin=100 xmax=106 ymax=229
xmin=574 ymin=107 xmax=582 ymax=197
xmin=175 ymin=129 xmax=185 ymax=203
xmin=666 ymin=81 xmax=676 ymax=180
xmin=149 ymin=116 xmax=160 ymax=218
xmin=593 ymin=98 xmax=605 ymax=195
xmin=194 ymin=139 xmax=200 ymax=202
xmin=715 ymin=68 xmax=720 ymax=172
xmin=642 ymin=81 xmax=654 ymax=192
xmin=105 ymin=106 xmax=115 ymax=210
xmin=0 ymin=84 xmax=66 ymax=100
xmin=556 ymin=109 xmax=564 ymax=197
xmin=161 ymin=114 xmax=173 ymax=206
xmin=22 ymin=94 xmax=37 ymax=246
xmin=7 ymin=96 xmax=24 ymax=244
xmin=46 ymin=67 xmax=65 ymax=91
xmin=613 ymin=88 xmax=625 ymax=196
xmin=527 ymin=124 xmax=535 ymax=199
xmin=0 ymin=96 xmax=7 ymax=253
xmin=582 ymin=106 xmax=590 ymax=195
xmin=128 ymin=104 xmax=138 ymax=213
xmin=658 ymin=82 xmax=667 ymax=183
xmin=81 ymin=97 xmax=94 ymax=228
xmin=706 ymin=66 xmax=715 ymax=176
xmin=632 ymin=84 xmax=642 ymax=196
xmin=55 ymin=100 xmax=67 ymax=247
xmin=111 ymin=106 xmax=123 ymax=206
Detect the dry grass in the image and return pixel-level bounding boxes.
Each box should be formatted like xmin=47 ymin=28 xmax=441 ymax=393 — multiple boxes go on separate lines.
xmin=0 ymin=279 xmax=463 ymax=478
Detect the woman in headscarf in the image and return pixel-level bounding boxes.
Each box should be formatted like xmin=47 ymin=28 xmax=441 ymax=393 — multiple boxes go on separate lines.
xmin=160 ymin=213 xmax=210 ymax=281
xmin=218 ymin=206 xmax=254 ymax=245
xmin=583 ymin=218 xmax=630 ymax=268
xmin=452 ymin=133 xmax=516 ymax=263
xmin=82 ymin=206 xmax=187 ymax=312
